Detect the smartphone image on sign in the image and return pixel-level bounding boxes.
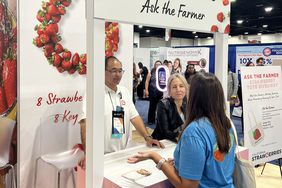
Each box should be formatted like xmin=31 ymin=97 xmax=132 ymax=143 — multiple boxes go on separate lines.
xmin=247 ymin=111 xmax=264 ymax=146
xmin=156 ymin=65 xmax=169 ymax=92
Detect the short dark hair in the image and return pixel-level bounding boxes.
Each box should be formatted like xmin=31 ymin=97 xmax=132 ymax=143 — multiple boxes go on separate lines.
xmin=256 ymin=57 xmax=264 ymax=63
xmin=246 ymin=61 xmax=254 ymax=66
xmin=105 ymin=56 xmax=120 ymax=69
xmin=138 ymin=62 xmax=143 ymax=68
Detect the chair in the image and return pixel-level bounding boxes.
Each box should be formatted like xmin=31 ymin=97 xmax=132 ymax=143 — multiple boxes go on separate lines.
xmin=34 ymin=115 xmax=84 ymax=188
xmin=0 ymin=117 xmax=16 ymax=188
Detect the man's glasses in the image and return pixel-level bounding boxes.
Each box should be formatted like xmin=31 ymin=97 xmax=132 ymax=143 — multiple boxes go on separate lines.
xmin=106 ymin=69 xmax=125 ymax=75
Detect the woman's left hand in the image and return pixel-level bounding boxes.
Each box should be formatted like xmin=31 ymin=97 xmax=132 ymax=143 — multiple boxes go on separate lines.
xmin=127 ymin=151 xmax=155 ymax=164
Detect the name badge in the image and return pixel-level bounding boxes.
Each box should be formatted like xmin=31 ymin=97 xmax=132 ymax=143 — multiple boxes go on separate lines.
xmin=111 ymin=110 xmax=125 ymax=139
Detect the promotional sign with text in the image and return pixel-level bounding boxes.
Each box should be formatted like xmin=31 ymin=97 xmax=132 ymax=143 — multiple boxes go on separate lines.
xmin=241 ymin=66 xmax=282 ymax=165
xmin=167 ymin=47 xmax=210 ymax=72
xmin=95 ymin=0 xmax=230 ymax=34
xmin=236 ymin=45 xmax=282 ymax=74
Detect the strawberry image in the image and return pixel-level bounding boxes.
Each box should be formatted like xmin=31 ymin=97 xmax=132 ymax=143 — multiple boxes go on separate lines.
xmin=2 ymin=58 xmax=17 ymax=108
xmin=62 ymin=50 xmax=72 ymax=60
xmin=0 ymin=2 xmax=4 ymax=21
xmin=62 ymin=59 xmax=72 ymax=70
xmin=68 ymin=68 xmax=76 ymax=74
xmin=0 ymin=32 xmax=4 ymax=62
xmin=35 ymin=24 xmax=45 ymax=35
xmin=44 ymin=43 xmax=54 ymax=57
xmin=211 ymin=25 xmax=218 ymax=32
xmin=45 ymin=23 xmax=59 ymax=36
xmin=52 ymin=54 xmax=62 ymax=67
xmin=72 ymin=53 xmax=80 ymax=66
xmin=57 ymin=66 xmax=64 ymax=73
xmin=33 ymin=37 xmax=44 ymax=47
xmin=51 ymin=15 xmax=61 ymax=23
xmin=39 ymin=33 xmax=50 ymax=44
xmin=217 ymin=12 xmax=225 ymax=23
xmin=0 ymin=86 xmax=8 ymax=114
xmin=61 ymin=0 xmax=72 ymax=7
xmin=253 ymin=129 xmax=261 ymax=140
xmin=55 ymin=43 xmax=63 ymax=53
xmin=47 ymin=4 xmax=60 ymax=16
xmin=58 ymin=5 xmax=66 ymax=15
xmin=223 ymin=0 xmax=229 ymax=6
xmin=36 ymin=10 xmax=45 ymax=22
xmin=51 ymin=34 xmax=61 ymax=43
xmin=79 ymin=64 xmax=86 ymax=75
xmin=224 ymin=24 xmax=230 ymax=34
xmin=80 ymin=54 xmax=86 ymax=64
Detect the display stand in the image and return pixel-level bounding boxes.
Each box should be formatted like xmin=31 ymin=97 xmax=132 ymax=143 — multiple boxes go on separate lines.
xmin=87 ymin=0 xmax=231 ymax=187
xmin=261 ymin=158 xmax=282 ymax=178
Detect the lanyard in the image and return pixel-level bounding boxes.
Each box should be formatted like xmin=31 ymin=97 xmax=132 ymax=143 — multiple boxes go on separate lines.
xmin=108 ymin=92 xmax=115 ymax=111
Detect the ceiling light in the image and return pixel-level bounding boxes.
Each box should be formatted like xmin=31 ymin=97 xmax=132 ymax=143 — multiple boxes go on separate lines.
xmin=146 ymin=29 xmax=150 ymax=33
xmin=237 ymin=20 xmax=243 ymax=24
xmin=265 ymin=7 xmax=273 ymax=12
xmin=138 ymin=25 xmax=143 ymax=28
xmin=194 ymin=35 xmax=198 ymax=38
xmin=192 ymin=31 xmax=196 ymax=34
xmin=244 ymin=32 xmax=249 ymax=35
xmin=207 ymin=37 xmax=212 ymax=39
xmin=262 ymin=24 xmax=268 ymax=28
xmin=257 ymin=33 xmax=262 ymax=36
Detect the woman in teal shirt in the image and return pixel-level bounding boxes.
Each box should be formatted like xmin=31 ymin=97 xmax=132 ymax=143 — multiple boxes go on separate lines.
xmin=128 ymin=72 xmax=235 ymax=188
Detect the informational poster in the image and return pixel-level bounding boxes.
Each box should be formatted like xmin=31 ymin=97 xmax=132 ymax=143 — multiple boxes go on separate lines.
xmin=236 ymin=45 xmax=282 ymax=74
xmin=166 ymin=47 xmax=210 ymax=72
xmin=241 ymin=66 xmax=282 ymax=165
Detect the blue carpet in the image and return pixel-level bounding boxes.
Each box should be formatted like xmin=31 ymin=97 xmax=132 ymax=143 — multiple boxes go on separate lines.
xmin=135 ymin=99 xmax=280 ymax=167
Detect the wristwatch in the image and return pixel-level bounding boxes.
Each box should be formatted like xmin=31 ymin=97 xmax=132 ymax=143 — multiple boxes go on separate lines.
xmin=156 ymin=158 xmax=166 ymax=170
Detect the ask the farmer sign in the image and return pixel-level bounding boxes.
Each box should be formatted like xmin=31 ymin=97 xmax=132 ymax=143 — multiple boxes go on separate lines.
xmin=94 ymin=0 xmax=230 ymax=34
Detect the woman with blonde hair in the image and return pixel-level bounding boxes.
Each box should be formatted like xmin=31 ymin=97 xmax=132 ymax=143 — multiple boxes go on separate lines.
xmin=151 ymin=73 xmax=189 ymax=142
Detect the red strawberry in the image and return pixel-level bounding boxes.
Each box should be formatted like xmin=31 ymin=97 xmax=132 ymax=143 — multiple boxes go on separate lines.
xmin=112 ymin=22 xmax=118 ymax=27
xmin=45 ymin=13 xmax=51 ymax=22
xmin=223 ymin=0 xmax=229 ymax=6
xmin=51 ymin=34 xmax=61 ymax=43
xmin=36 ymin=10 xmax=45 ymax=22
xmin=80 ymin=54 xmax=86 ymax=64
xmin=55 ymin=43 xmax=63 ymax=53
xmin=45 ymin=23 xmax=59 ymax=36
xmin=58 ymin=5 xmax=66 ymax=15
xmin=44 ymin=43 xmax=54 ymax=57
xmin=217 ymin=12 xmax=225 ymax=23
xmin=0 ymin=86 xmax=8 ymax=114
xmin=57 ymin=66 xmax=64 ymax=73
xmin=0 ymin=32 xmax=4 ymax=61
xmin=12 ymin=27 xmax=17 ymax=41
xmin=68 ymin=68 xmax=76 ymax=74
xmin=62 ymin=50 xmax=72 ymax=60
xmin=211 ymin=25 xmax=218 ymax=32
xmin=2 ymin=59 xmax=17 ymax=108
xmin=35 ymin=25 xmax=44 ymax=35
xmin=0 ymin=3 xmax=4 ymax=21
xmin=62 ymin=60 xmax=72 ymax=70
xmin=79 ymin=65 xmax=86 ymax=75
xmin=33 ymin=37 xmax=44 ymax=47
xmin=72 ymin=53 xmax=80 ymax=66
xmin=105 ymin=51 xmax=113 ymax=58
xmin=224 ymin=24 xmax=230 ymax=34
xmin=47 ymin=4 xmax=60 ymax=16
xmin=113 ymin=44 xmax=118 ymax=52
xmin=61 ymin=0 xmax=71 ymax=7
xmin=51 ymin=15 xmax=61 ymax=23
xmin=52 ymin=54 xmax=62 ymax=67
xmin=39 ymin=34 xmax=50 ymax=44
xmin=49 ymin=0 xmax=58 ymax=4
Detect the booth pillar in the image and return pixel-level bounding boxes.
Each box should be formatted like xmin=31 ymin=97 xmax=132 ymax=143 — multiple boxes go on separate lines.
xmin=214 ymin=33 xmax=229 ymax=103
xmin=86 ymin=0 xmax=105 ymax=187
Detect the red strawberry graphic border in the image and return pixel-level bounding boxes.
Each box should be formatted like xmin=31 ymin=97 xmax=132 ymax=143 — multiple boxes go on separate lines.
xmin=33 ymin=0 xmax=119 ymax=75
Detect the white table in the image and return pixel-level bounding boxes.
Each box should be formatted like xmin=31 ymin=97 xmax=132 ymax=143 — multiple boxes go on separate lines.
xmin=103 ymin=140 xmax=176 ymax=188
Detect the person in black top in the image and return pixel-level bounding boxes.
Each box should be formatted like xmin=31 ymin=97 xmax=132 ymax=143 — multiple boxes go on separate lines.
xmin=152 ymin=73 xmax=189 ymax=142
xmin=137 ymin=62 xmax=148 ymax=99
